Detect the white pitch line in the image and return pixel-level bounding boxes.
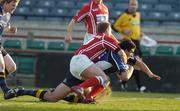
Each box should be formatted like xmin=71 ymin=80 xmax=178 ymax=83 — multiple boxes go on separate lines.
xmin=101 ymin=98 xmax=170 ymax=102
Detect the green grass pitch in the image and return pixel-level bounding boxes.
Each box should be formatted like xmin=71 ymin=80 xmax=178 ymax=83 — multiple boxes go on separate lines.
xmin=0 ymin=91 xmax=180 ymax=111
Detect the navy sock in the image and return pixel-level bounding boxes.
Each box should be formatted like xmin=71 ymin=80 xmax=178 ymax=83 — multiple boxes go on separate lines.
xmin=17 ymin=89 xmax=47 ymax=100
xmin=63 ymin=94 xmax=79 ymax=103
xmin=0 ymin=77 xmax=10 ymax=93
xmin=17 ymin=89 xmax=37 ymax=97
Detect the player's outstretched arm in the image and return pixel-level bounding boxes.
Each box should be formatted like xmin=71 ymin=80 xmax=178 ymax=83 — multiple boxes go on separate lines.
xmin=135 ymin=58 xmax=161 ymax=80
xmin=117 ymin=65 xmax=134 ymax=81
xmin=118 ymin=49 xmax=127 ymax=64
xmin=65 ymin=19 xmax=76 ymax=43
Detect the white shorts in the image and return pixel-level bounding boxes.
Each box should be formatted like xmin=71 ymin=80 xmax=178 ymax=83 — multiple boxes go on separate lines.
xmin=95 ymin=61 xmax=112 ymax=71
xmin=70 ymin=54 xmax=94 ymax=80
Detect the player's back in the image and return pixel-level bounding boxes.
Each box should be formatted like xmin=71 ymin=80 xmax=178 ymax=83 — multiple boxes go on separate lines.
xmin=75 ymin=33 xmax=119 ymax=62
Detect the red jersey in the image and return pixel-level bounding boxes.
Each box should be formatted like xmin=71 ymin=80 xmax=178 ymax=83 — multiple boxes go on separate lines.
xmin=75 ymin=33 xmax=120 ymax=62
xmin=73 ymin=0 xmax=109 ymax=35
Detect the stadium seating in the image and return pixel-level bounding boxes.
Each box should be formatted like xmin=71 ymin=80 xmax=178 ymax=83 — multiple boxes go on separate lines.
xmin=142 ymin=21 xmax=159 ymax=26
xmin=57 ymin=1 xmax=75 ymax=9
xmin=3 ymin=40 xmax=22 ymax=49
xmin=167 ymin=13 xmax=180 ymax=21
xmin=162 ymin=21 xmax=180 ymax=26
xmin=47 ymin=41 xmax=65 ymax=51
xmin=16 ymin=57 xmax=36 ymax=74
xmin=31 ymin=8 xmax=50 ymax=17
xmin=141 ymin=0 xmax=159 ymax=4
xmin=139 ymin=4 xmax=153 ymax=11
xmin=26 ymin=40 xmax=45 ymax=50
xmin=67 ymin=42 xmax=81 ymax=51
xmin=104 ymin=2 xmax=113 ymax=9
xmin=176 ymin=46 xmax=180 ymax=55
xmin=159 ymin=0 xmax=178 ymax=4
xmin=154 ymin=4 xmax=172 ymax=12
xmin=15 ymin=0 xmax=180 ymax=26
xmin=19 ymin=0 xmax=37 ymax=7
xmin=36 ymin=0 xmax=56 ymax=8
xmin=51 ymin=8 xmax=68 ymax=17
xmin=155 ymin=45 xmax=174 ymax=55
xmin=15 ymin=7 xmax=31 ymax=16
xmin=114 ymin=3 xmax=128 ymax=10
xmin=141 ymin=46 xmax=151 ymax=56
xmin=147 ymin=12 xmax=166 ymax=21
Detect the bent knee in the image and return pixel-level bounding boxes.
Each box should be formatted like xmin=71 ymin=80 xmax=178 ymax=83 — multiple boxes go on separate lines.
xmin=0 ymin=65 xmax=5 ymax=73
xmin=6 ymin=63 xmax=17 ymax=73
xmin=45 ymin=94 xmax=63 ymax=102
xmin=46 ymin=97 xmax=62 ymax=102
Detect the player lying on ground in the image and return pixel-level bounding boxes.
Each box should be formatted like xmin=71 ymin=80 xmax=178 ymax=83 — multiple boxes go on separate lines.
xmin=6 ymin=40 xmax=161 ymax=103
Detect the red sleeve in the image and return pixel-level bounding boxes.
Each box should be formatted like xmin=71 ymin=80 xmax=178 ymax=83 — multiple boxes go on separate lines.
xmin=102 ymin=35 xmax=120 ymax=51
xmin=73 ymin=4 xmax=90 ymax=22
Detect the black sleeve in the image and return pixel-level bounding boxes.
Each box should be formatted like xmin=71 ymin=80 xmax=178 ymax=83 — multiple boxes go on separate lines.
xmin=127 ymin=57 xmax=137 ymax=66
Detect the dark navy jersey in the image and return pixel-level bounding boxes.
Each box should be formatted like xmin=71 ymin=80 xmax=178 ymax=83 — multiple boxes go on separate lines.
xmin=98 ymin=51 xmax=128 ymax=75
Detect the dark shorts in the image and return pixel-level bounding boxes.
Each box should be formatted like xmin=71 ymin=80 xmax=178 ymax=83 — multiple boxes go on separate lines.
xmin=132 ymin=40 xmax=142 ymax=57
xmin=62 ymin=71 xmax=84 ymax=88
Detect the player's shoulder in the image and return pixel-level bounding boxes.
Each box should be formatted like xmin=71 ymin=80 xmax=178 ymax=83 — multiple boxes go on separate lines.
xmin=103 ymin=34 xmax=114 ymax=40
xmin=81 ymin=2 xmax=91 ymax=9
xmin=115 ymin=10 xmax=127 ymax=20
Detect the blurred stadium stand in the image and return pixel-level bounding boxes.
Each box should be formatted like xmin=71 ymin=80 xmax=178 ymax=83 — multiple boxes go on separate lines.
xmin=14 ymin=0 xmax=180 ymax=24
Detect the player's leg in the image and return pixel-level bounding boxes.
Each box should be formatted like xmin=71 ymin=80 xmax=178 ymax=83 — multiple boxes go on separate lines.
xmin=132 ymin=40 xmax=146 ymax=92
xmin=16 ymin=83 xmax=71 ymax=102
xmin=133 ymin=70 xmax=141 ymax=89
xmin=84 ymin=84 xmax=104 ymax=103
xmin=16 ymin=73 xmax=76 ymax=102
xmin=0 ymin=50 xmax=17 ymax=99
xmin=78 ymin=64 xmax=109 ymax=88
xmin=0 ymin=51 xmax=9 ymax=94
xmin=0 ymin=49 xmax=23 ymax=99
xmin=2 ymin=48 xmax=16 ymax=76
xmin=70 ymin=55 xmax=109 ymax=102
xmin=43 ymin=83 xmax=71 ymax=102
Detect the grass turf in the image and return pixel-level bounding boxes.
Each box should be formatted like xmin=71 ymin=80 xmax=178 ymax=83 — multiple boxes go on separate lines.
xmin=0 ymin=91 xmax=180 ymax=111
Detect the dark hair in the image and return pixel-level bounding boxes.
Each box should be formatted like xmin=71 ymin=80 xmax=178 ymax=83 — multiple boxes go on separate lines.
xmin=119 ymin=40 xmax=136 ymax=51
xmin=97 ymin=21 xmax=110 ymax=33
xmin=0 ymin=0 xmax=20 ymax=5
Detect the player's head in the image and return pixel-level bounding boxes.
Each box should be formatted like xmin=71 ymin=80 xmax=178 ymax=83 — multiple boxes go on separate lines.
xmin=128 ymin=0 xmax=138 ymax=14
xmin=0 ymin=0 xmax=20 ymax=14
xmin=97 ymin=21 xmax=111 ymax=36
xmin=119 ymin=40 xmax=136 ymax=57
